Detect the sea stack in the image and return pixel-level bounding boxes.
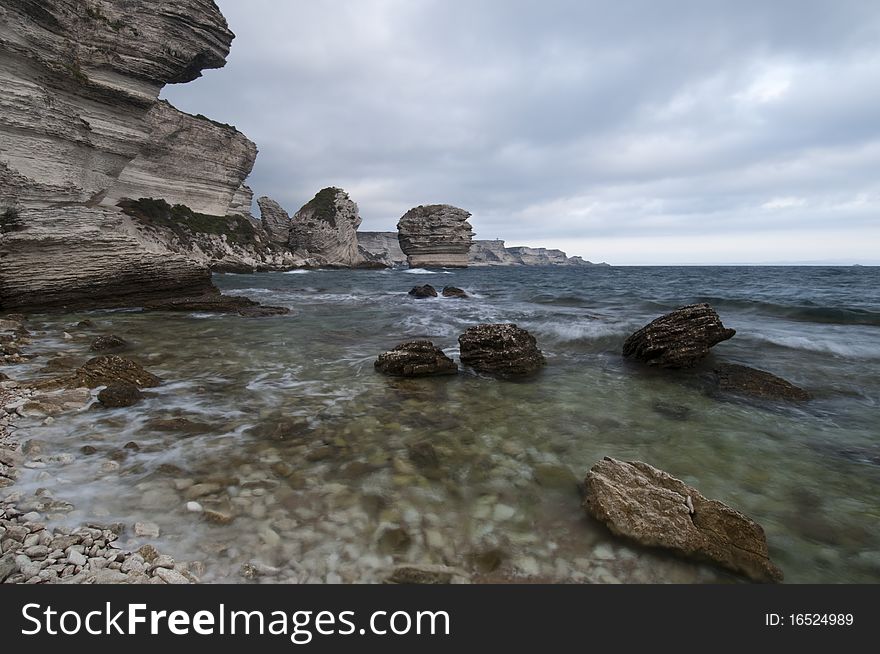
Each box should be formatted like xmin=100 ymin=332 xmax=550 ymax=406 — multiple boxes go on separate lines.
xmin=289 ymin=188 xmax=362 ymax=267
xmin=397 ymin=205 xmax=474 ymax=268
xmin=257 ymin=196 xmax=292 ymax=246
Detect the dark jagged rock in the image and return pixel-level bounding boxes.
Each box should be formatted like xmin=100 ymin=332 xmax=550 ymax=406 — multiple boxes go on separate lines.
xmin=408 ymin=285 xmax=438 ymax=299
xmin=584 ymin=457 xmax=783 ymax=583
xmin=704 ymin=364 xmax=812 ymax=402
xmin=39 ymin=356 xmax=161 ymax=391
xmin=459 ymin=324 xmax=545 ymax=378
xmin=374 ymin=341 xmax=458 ymax=377
xmin=397 ymin=205 xmax=474 ymax=268
xmin=98 ymin=384 xmax=143 ymax=408
xmin=91 ymin=335 xmax=129 ymax=353
xmin=622 ymin=303 xmax=736 ymax=368
xmin=143 ymin=292 xmax=289 ymax=317
xmin=442 ymin=286 xmax=468 ymax=299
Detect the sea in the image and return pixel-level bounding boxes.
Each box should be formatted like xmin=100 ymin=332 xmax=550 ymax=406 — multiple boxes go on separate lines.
xmin=8 ymin=266 xmax=880 ymax=583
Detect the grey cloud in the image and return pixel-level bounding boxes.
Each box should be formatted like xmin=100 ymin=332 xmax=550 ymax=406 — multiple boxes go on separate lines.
xmin=163 ymin=0 xmax=880 ymax=264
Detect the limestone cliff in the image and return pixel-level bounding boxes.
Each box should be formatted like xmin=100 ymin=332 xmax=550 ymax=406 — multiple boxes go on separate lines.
xmin=397 ymin=205 xmax=474 ymax=268
xmin=0 ymin=0 xmax=273 ymax=309
xmin=469 ymin=240 xmax=606 ymax=266
xmin=357 ymin=232 xmax=407 ymax=268
xmin=258 ymin=196 xmax=292 ymax=246
xmin=289 ymin=188 xmax=362 ymax=267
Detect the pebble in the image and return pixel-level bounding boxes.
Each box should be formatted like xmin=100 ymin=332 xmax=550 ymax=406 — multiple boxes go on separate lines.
xmin=67 ymin=549 xmax=87 ymax=566
xmin=493 ymin=504 xmax=517 ymax=521
xmin=134 ymin=522 xmax=160 ymax=539
xmin=186 ymin=501 xmax=204 ymax=513
xmin=155 ymin=567 xmax=190 ymax=585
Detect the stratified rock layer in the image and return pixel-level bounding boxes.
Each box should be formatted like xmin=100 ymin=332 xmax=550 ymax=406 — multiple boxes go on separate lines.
xmin=397 ymin=205 xmax=474 ymax=268
xmin=459 ymin=324 xmax=545 ymax=378
xmin=0 ymin=208 xmax=214 ymax=311
xmin=583 ymin=457 xmax=784 ymax=583
xmin=257 ymin=196 xmax=291 ymax=246
xmin=289 ymin=188 xmax=361 ymax=267
xmin=374 ymin=341 xmax=458 ymax=377
xmin=622 ymin=304 xmax=736 ymax=368
xmin=357 ymin=232 xmax=407 ymax=268
xmin=0 ymin=0 xmax=271 ymax=310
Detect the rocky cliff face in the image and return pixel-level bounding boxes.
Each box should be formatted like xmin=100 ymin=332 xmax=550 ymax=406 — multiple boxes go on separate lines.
xmin=0 ymin=0 xmax=268 ymax=310
xmin=357 ymin=232 xmax=408 ymax=268
xmin=397 ymin=205 xmax=474 ymax=268
xmin=469 ymin=240 xmax=603 ymax=266
xmin=289 ymin=188 xmax=362 ymax=267
xmin=258 ymin=196 xmax=291 ymax=246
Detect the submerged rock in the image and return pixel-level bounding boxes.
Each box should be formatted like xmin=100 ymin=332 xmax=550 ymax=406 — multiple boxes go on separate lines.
xmin=705 ymin=364 xmax=811 ymax=402
xmin=622 ymin=303 xmax=736 ymax=368
xmin=397 ymin=205 xmax=474 ymax=268
xmin=375 ymin=341 xmax=458 ymax=378
xmin=98 ymin=384 xmax=144 ymax=409
xmin=289 ymin=188 xmax=362 ymax=267
xmin=91 ymin=335 xmax=129 ymax=353
xmin=408 ymin=285 xmax=438 ymax=299
xmin=386 ymin=564 xmax=468 ymax=585
xmin=583 ymin=457 xmax=783 ymax=583
xmin=41 ymin=356 xmax=161 ymax=391
xmin=442 ymin=286 xmax=468 ymax=299
xmin=143 ymin=292 xmax=289 ymax=317
xmin=459 ymin=324 xmax=545 ymax=378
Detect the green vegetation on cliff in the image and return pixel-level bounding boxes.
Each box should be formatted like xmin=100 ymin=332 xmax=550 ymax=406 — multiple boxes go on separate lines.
xmin=301 ymin=187 xmax=340 ymax=227
xmin=118 ymin=198 xmax=257 ymax=246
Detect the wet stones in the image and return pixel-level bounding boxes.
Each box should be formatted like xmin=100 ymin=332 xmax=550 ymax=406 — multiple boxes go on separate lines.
xmin=622 ymin=303 xmax=736 ymax=368
xmin=374 ymin=341 xmax=458 ymax=378
xmin=90 ymin=335 xmax=128 ymax=353
xmin=143 ymin=292 xmax=289 ymax=317
xmin=459 ymin=324 xmax=545 ymax=378
xmin=442 ymin=286 xmax=468 ymax=299
xmin=98 ymin=384 xmax=143 ymax=408
xmin=583 ymin=457 xmax=784 ymax=583
xmin=408 ymin=284 xmax=438 ymax=299
xmin=386 ymin=564 xmax=468 ymax=584
xmin=41 ymin=355 xmax=161 ymax=391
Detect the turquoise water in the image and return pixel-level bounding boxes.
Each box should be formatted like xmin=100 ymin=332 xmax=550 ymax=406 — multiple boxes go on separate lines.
xmin=9 ymin=266 xmax=880 ymax=583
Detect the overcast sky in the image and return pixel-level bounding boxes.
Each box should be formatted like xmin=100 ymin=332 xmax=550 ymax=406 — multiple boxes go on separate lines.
xmin=163 ymin=0 xmax=880 ymax=265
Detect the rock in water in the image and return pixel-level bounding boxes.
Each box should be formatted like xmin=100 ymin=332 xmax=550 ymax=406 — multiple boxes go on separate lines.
xmin=706 ymin=364 xmax=812 ymax=402
xmin=289 ymin=188 xmax=362 ymax=267
xmin=143 ymin=292 xmax=289 ymax=317
xmin=375 ymin=342 xmax=458 ymax=377
xmin=258 ymin=196 xmax=291 ymax=246
xmin=583 ymin=457 xmax=784 ymax=583
xmin=91 ymin=335 xmax=129 ymax=353
xmin=41 ymin=356 xmax=161 ymax=391
xmin=397 ymin=205 xmax=474 ymax=268
xmin=408 ymin=285 xmax=438 ymax=299
xmin=622 ymin=303 xmax=736 ymax=368
xmin=98 ymin=384 xmax=144 ymax=408
xmin=459 ymin=324 xmax=545 ymax=378
xmin=442 ymin=286 xmax=468 ymax=299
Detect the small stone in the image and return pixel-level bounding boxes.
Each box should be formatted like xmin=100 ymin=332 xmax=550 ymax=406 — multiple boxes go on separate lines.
xmin=90 ymin=335 xmax=129 ymax=353
xmin=134 ymin=522 xmax=160 ymax=539
xmin=150 ymin=555 xmax=175 ymax=570
xmin=408 ymin=284 xmax=438 ymax=299
xmin=137 ymin=544 xmax=160 ymax=563
xmin=492 ymin=504 xmax=517 ymax=521
xmin=203 ymin=510 xmax=234 ymax=525
xmin=186 ymin=501 xmax=203 ymax=513
xmin=442 ymin=286 xmax=468 ymax=299
xmin=386 ymin=564 xmax=466 ymax=585
xmin=98 ymin=384 xmax=143 ymax=408
xmin=155 ymin=567 xmax=190 ymax=584
xmin=67 ymin=549 xmax=88 ymax=567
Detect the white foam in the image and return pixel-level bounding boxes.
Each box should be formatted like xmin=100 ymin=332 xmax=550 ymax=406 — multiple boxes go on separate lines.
xmin=750 ymin=333 xmax=880 ymax=360
xmin=283 ymin=270 xmax=311 ymax=275
xmin=404 ymin=268 xmax=439 ymax=275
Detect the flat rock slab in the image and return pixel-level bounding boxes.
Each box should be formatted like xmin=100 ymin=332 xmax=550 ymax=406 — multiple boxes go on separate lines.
xmin=583 ymin=457 xmax=783 ymax=583
xmin=706 ymin=363 xmax=811 ymax=402
xmin=623 ymin=303 xmax=736 ymax=368
xmin=39 ymin=355 xmax=161 ymax=390
xmin=375 ymin=341 xmax=458 ymax=377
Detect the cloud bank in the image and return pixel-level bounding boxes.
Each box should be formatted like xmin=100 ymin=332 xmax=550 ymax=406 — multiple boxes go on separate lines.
xmin=163 ymin=0 xmax=880 ymax=264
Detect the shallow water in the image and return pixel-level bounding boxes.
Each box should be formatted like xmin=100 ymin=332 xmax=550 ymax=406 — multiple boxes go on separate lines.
xmin=9 ymin=266 xmax=880 ymax=583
